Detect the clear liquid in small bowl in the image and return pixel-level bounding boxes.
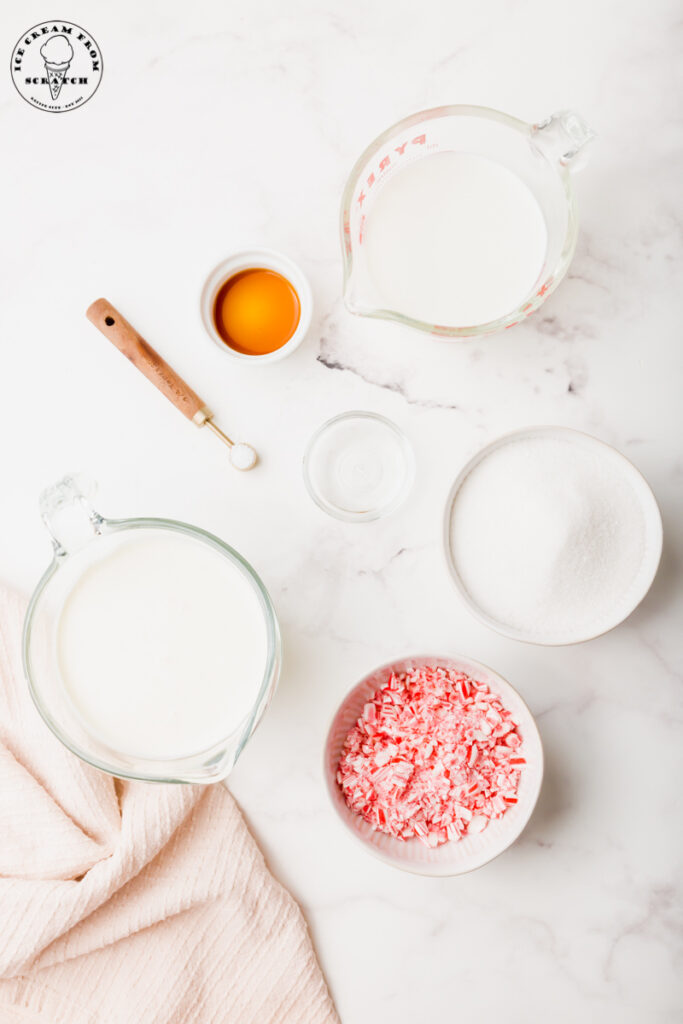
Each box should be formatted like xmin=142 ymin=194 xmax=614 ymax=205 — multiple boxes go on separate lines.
xmin=304 ymin=413 xmax=414 ymax=521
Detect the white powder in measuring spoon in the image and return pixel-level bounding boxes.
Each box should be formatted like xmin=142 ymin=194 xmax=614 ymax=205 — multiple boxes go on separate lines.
xmin=448 ymin=434 xmax=648 ymax=642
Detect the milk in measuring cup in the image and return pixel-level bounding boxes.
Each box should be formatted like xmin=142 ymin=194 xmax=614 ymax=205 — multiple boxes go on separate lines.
xmin=57 ymin=531 xmax=268 ymax=759
xmin=363 ymin=152 xmax=548 ymax=326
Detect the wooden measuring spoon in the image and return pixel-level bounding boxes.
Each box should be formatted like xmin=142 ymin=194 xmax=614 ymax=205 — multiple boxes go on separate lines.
xmin=86 ymin=298 xmax=258 ymax=470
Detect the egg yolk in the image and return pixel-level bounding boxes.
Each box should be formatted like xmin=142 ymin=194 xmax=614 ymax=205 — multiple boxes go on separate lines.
xmin=213 ymin=268 xmax=301 ymax=356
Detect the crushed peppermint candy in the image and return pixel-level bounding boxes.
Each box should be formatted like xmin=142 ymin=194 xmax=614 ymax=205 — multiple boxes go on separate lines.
xmin=337 ymin=665 xmax=525 ymax=848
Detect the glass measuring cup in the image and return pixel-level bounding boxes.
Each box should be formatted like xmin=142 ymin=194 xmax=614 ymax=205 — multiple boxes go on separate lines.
xmin=341 ymin=105 xmax=594 ymax=337
xmin=22 ymin=476 xmax=281 ymax=784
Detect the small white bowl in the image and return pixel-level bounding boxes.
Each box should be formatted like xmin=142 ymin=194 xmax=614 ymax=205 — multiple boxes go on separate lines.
xmin=199 ymin=248 xmax=313 ymax=363
xmin=443 ymin=426 xmax=663 ymax=646
xmin=324 ymin=654 xmax=543 ymax=876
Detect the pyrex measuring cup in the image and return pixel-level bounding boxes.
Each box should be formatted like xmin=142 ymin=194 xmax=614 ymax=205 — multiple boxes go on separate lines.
xmin=341 ymin=105 xmax=594 ymax=337
xmin=23 ymin=477 xmax=281 ymax=783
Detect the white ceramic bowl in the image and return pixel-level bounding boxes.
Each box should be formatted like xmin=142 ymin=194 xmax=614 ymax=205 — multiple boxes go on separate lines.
xmin=324 ymin=654 xmax=543 ymax=876
xmin=443 ymin=426 xmax=663 ymax=646
xmin=199 ymin=248 xmax=313 ymax=363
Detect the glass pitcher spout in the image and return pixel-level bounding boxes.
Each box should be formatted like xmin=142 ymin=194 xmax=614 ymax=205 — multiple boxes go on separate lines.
xmin=531 ymin=110 xmax=595 ymax=170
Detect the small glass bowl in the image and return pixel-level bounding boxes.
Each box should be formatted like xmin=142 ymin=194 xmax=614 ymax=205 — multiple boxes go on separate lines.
xmin=324 ymin=654 xmax=544 ymax=876
xmin=303 ymin=411 xmax=414 ymax=522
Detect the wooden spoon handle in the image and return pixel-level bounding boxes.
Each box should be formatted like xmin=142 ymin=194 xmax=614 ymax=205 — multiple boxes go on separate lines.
xmin=86 ymin=298 xmax=208 ymax=423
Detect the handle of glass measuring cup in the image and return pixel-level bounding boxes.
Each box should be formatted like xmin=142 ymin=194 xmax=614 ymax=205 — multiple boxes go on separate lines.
xmin=39 ymin=475 xmax=103 ymax=557
xmin=532 ymin=111 xmax=595 ymax=171
xmin=86 ymin=298 xmax=211 ymax=425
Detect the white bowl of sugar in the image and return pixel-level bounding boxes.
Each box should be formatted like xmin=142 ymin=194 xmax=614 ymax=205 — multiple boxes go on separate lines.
xmin=444 ymin=427 xmax=663 ymax=646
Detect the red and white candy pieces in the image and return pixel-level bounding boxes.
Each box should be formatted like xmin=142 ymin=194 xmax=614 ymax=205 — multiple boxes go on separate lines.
xmin=336 ymin=664 xmax=525 ymax=848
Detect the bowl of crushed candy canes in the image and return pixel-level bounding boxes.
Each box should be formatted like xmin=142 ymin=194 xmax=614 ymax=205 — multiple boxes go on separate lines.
xmin=324 ymin=654 xmax=544 ymax=875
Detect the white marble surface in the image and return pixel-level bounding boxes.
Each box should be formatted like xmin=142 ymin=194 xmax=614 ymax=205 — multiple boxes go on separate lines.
xmin=2 ymin=1 xmax=682 ymax=1020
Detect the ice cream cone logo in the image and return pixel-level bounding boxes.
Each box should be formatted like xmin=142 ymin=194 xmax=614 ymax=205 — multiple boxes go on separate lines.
xmin=40 ymin=35 xmax=73 ymax=100
xmin=11 ymin=21 xmax=102 ymax=113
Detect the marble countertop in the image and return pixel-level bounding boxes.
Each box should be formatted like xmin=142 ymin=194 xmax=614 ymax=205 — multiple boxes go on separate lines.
xmin=1 ymin=1 xmax=681 ymax=1020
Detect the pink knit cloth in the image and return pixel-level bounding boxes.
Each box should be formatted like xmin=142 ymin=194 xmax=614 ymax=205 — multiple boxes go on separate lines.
xmin=0 ymin=587 xmax=339 ymax=1024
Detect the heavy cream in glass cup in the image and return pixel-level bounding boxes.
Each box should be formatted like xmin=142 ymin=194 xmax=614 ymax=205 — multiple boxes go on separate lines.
xmin=23 ymin=476 xmax=281 ymax=783
xmin=341 ymin=106 xmax=594 ymax=337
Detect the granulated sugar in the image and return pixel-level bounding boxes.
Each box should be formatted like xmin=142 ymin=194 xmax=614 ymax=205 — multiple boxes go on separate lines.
xmin=448 ymin=433 xmax=648 ymax=642
xmin=337 ymin=665 xmax=525 ymax=848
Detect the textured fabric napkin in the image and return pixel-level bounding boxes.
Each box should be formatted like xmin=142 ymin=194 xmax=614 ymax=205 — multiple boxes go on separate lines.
xmin=0 ymin=586 xmax=339 ymax=1024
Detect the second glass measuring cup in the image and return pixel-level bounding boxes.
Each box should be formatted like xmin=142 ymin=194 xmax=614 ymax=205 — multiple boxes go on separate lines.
xmin=23 ymin=477 xmax=281 ymax=784
xmin=341 ymin=105 xmax=594 ymax=337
